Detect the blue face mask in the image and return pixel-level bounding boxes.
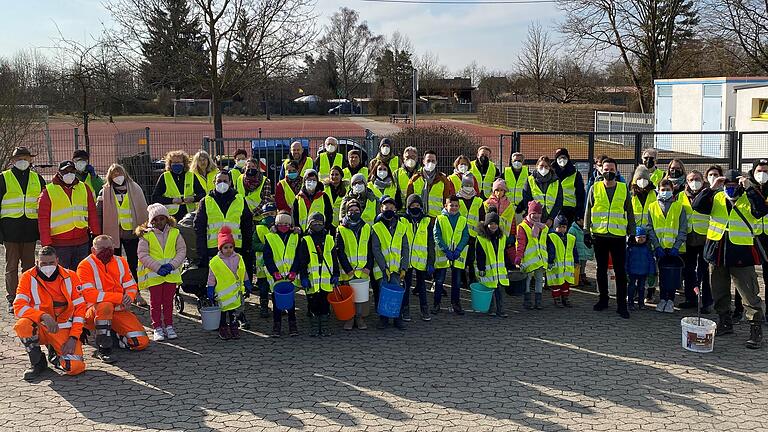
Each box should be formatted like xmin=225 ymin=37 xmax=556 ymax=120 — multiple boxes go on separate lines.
xmin=725 ymin=185 xmax=738 ymax=197
xmin=171 ymin=163 xmax=184 ymax=174
xmin=287 ymin=172 xmax=299 ymax=180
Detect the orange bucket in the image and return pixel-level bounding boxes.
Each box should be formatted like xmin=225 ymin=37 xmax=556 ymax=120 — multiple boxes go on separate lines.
xmin=328 ymin=285 xmax=356 ymax=321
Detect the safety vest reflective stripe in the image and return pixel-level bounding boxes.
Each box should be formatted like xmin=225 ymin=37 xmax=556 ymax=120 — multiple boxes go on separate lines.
xmin=210 ymin=254 xmax=245 ymax=311
xmin=283 ymin=157 xmax=314 ymax=177
xmin=46 ymin=183 xmax=88 ymax=235
xmin=86 ymin=256 xmax=130 ymax=310
xmin=470 ymin=161 xmax=497 ymax=197
xmin=676 ymin=192 xmax=709 ymax=235
xmin=412 ymin=177 xmax=445 ymax=218
xmin=631 ymin=190 xmax=656 ymax=225
xmin=297 ymin=194 xmax=327 ymax=231
xmin=235 ymin=175 xmax=266 ymax=212
xmin=372 ymin=220 xmax=408 ymax=279
xmin=264 ymin=232 xmax=299 ymax=286
xmin=435 ymin=215 xmax=468 ymax=269
xmin=405 ymin=218 xmax=430 ymax=271
xmin=253 ymin=224 xmax=270 ymax=278
xmin=114 ymin=191 xmax=134 ymax=230
xmin=205 ymin=195 xmax=245 ymax=248
xmin=318 ymin=153 xmax=343 ymax=178
xmin=395 ymin=168 xmax=413 ymax=196
xmin=707 ymin=192 xmax=755 ymax=246
xmin=591 ymin=182 xmax=628 ymax=236
xmin=195 ymin=170 xmax=217 ymax=193
xmin=137 ymin=229 xmax=183 ymax=289
xmin=459 ymin=197 xmax=483 ymax=237
xmin=330 ymin=193 xmax=343 ymax=227
xmin=518 ymin=223 xmax=548 ymax=272
xmin=162 ymin=171 xmax=195 ymax=214
xmin=369 ymin=182 xmax=398 ymax=201
xmin=304 ymin=235 xmax=335 ymax=294
xmin=476 ymin=235 xmax=509 ymax=288
xmin=339 ymin=225 xmax=371 ymax=279
xmin=1 ymin=170 xmax=41 ymax=219
xmin=560 ymin=173 xmax=577 ymax=207
xmin=546 ymin=233 xmax=575 ymax=285
xmin=527 ymin=176 xmax=559 ymax=213
xmin=504 ymin=166 xmax=528 ymax=206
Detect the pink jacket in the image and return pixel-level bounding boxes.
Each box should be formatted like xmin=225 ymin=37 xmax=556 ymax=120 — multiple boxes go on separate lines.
xmin=514 ymin=218 xmax=545 ymax=267
xmin=207 ymin=252 xmax=242 ymax=286
xmin=137 ymin=225 xmax=187 ymax=273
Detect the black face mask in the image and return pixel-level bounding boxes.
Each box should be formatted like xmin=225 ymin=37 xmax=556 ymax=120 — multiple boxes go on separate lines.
xmin=408 ymin=207 xmax=423 ymax=218
xmin=479 ymin=155 xmax=489 ymax=165
xmin=644 ymin=158 xmax=655 ymax=168
xmin=603 ymin=171 xmax=617 ymax=181
xmin=309 ymin=224 xmax=325 ymax=234
xmin=246 ymin=169 xmax=259 ymax=177
xmin=382 ymin=209 xmax=396 ymax=220
xmin=669 ymin=168 xmax=683 ymax=179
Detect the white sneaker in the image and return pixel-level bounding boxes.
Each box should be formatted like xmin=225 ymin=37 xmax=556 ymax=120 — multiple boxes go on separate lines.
xmin=656 ymin=300 xmax=666 ymax=312
xmin=153 ymin=328 xmax=165 ymax=341
xmin=664 ymin=301 xmax=675 ymax=313
xmin=164 ymin=326 xmax=178 ymax=339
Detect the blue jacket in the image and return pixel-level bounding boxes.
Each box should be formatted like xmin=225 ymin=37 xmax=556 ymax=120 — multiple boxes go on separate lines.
xmin=433 ymin=209 xmax=470 ymax=254
xmin=625 ymin=242 xmax=656 ymax=277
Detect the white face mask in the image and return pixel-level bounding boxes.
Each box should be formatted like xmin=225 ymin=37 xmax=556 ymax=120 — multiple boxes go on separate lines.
xmin=424 ymin=162 xmax=436 ymax=172
xmin=352 ymin=183 xmax=365 ymax=194
xmin=113 ymin=175 xmax=125 ymax=185
xmin=461 ymin=186 xmax=475 ymax=195
xmin=636 ymin=178 xmax=649 ymax=189
xmin=537 ymin=167 xmax=550 ymax=177
xmin=658 ymin=190 xmax=673 ymax=200
xmin=74 ymin=160 xmax=87 ymax=172
xmin=39 ymin=265 xmax=57 ymax=278
xmin=458 ymin=164 xmax=468 ymax=173
xmin=305 ymin=180 xmax=317 ymax=191
xmin=376 ymin=169 xmax=388 ymax=180
xmin=688 ymin=180 xmax=702 ymax=191
xmin=708 ymin=175 xmax=719 ymax=186
xmin=14 ymin=160 xmax=30 ymax=171
xmin=557 ymin=157 xmax=568 ymax=167
xmin=235 ymin=159 xmax=246 ymax=168
xmin=62 ymin=173 xmax=76 ymax=185
xmin=325 ymin=145 xmax=336 ymax=153
xmin=755 ymin=171 xmax=768 ymax=184
xmin=512 ymin=161 xmax=523 ymax=170
xmin=404 ymin=158 xmax=416 ymax=169
xmin=215 ymin=182 xmax=230 ymax=193
xmin=380 ymin=146 xmax=390 ymax=156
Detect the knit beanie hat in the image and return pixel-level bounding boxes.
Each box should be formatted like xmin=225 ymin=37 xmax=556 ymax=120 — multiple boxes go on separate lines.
xmin=492 ymin=178 xmax=508 ymax=192
xmin=147 ymin=203 xmax=169 ymax=223
xmin=304 ymin=169 xmax=318 ymax=180
xmin=484 ymin=212 xmax=500 ymax=226
xmin=633 ymin=165 xmax=651 ymax=183
xmin=218 ymin=226 xmax=235 ymax=249
xmin=345 ymin=199 xmax=361 ymax=212
xmin=308 ymin=211 xmax=325 ymax=224
xmin=528 ymin=200 xmax=543 ymax=215
xmin=554 ymin=214 xmax=568 ymax=227
xmin=275 ymin=212 xmax=292 ymax=226
xmin=635 ymin=226 xmax=647 ymax=237
xmin=406 ymin=194 xmax=423 ymax=208
xmin=350 ymin=173 xmax=366 ymax=185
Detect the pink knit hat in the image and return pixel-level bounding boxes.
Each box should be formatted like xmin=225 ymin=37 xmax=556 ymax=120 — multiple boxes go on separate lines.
xmin=147 ymin=203 xmax=169 ymax=223
xmin=492 ymin=178 xmax=507 ymax=192
xmin=218 ymin=226 xmax=235 ymax=249
xmin=528 ymin=201 xmax=543 ymax=215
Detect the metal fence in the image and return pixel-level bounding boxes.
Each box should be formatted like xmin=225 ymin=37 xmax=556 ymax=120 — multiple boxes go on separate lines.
xmin=594 ymin=111 xmax=655 ymax=146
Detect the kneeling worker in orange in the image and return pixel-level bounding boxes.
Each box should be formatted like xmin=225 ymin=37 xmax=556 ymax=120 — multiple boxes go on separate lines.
xmin=78 ymin=234 xmax=149 ymax=363
xmin=13 ymin=246 xmax=87 ymax=381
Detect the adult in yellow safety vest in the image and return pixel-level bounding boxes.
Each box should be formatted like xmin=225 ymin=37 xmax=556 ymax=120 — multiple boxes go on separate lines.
xmin=335 ymin=199 xmax=372 ymax=330
xmin=406 ymin=150 xmax=452 ymax=218
xmin=663 ymin=159 xmax=688 ymax=197
xmin=151 ymin=150 xmax=205 ymax=221
xmin=470 ymin=146 xmax=497 ymax=200
xmin=280 ymin=141 xmax=314 ymax=179
xmin=315 ymin=137 xmax=344 ymax=181
xmin=519 ymin=156 xmax=562 ymax=226
xmin=403 ymin=194 xmax=435 ymax=321
xmin=395 ymin=146 xmax=420 ymax=200
xmin=230 ymin=149 xmax=248 ymax=185
xmin=432 ymin=195 xmax=469 ymax=316
xmin=298 ymin=212 xmax=339 ymax=337
xmin=136 ymin=203 xmax=186 ymax=341
xmin=193 ymin=171 xmax=254 ymax=280
xmin=552 ymin=148 xmax=585 ymax=226
xmin=291 ymin=169 xmax=333 ymax=232
xmin=206 ymin=227 xmax=249 ymax=340
xmin=235 ymin=158 xmax=272 ymax=215
xmin=447 ymin=155 xmax=479 ymax=198
xmin=677 ymin=170 xmax=712 ymax=312
xmin=691 ymin=169 xmax=768 ymax=348
xmin=629 ymin=165 xmax=657 ymax=227
xmin=503 ymin=152 xmax=529 ymax=216
xmin=275 ymin=160 xmax=303 ymax=213
xmin=72 ymin=149 xmax=104 ymax=200
xmin=456 ymin=174 xmax=485 ymax=288
xmin=0 ymin=146 xmax=45 ymax=312
xmin=191 ymin=150 xmax=218 ymax=193
xmin=371 ymin=196 xmax=410 ymax=329
xmin=340 ymin=173 xmax=378 ymax=225
xmin=369 ymin=160 xmax=401 ymax=209
xmin=263 ymin=211 xmax=301 ymax=337
xmin=325 ymin=166 xmax=347 ymax=228
xmin=641 ymin=148 xmax=665 ymax=188
xmin=342 ymin=149 xmax=368 ymax=182
xmin=583 ymin=157 xmax=635 ymax=318
xmin=369 ymin=137 xmax=400 ymax=174
xmin=475 ymin=211 xmax=511 ymax=317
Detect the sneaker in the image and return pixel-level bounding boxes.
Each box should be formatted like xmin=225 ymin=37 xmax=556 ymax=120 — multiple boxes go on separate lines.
xmin=272 ymin=323 xmax=282 ymax=338
xmin=153 ymin=328 xmax=165 ymax=342
xmin=495 ymin=310 xmax=509 ymax=318
xmin=343 ymin=319 xmax=354 ymax=331
xmin=656 ymin=300 xmax=667 ymax=312
xmin=421 ymin=311 xmax=432 ymax=321
xmin=165 ymin=326 xmax=178 ymax=339
xmin=664 ymin=301 xmax=675 ymax=313
xmin=94 ymin=349 xmax=116 ymax=364
xmin=288 ymin=321 xmax=299 ymax=336
xmin=7 ymin=303 xmax=13 ymax=315
xmin=401 ymin=310 xmax=412 ymax=322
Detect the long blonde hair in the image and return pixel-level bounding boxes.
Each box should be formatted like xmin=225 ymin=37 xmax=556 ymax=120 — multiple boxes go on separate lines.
xmin=164 ymin=150 xmax=190 ymax=172
xmin=190 ymin=150 xmax=217 ymax=176
xmin=105 ymin=163 xmax=135 ymax=185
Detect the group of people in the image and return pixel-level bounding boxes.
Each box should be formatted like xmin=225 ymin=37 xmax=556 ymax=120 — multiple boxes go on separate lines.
xmin=5 ymin=137 xmax=768 ymax=381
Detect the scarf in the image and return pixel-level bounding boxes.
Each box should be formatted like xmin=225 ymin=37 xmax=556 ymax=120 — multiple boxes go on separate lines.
xmin=373 ymin=177 xmax=393 ymax=190
xmin=243 ymin=173 xmax=261 ymax=192
xmin=457 ymin=187 xmax=475 ymax=200
xmin=102 ymin=180 xmax=148 ymax=241
xmin=524 ymin=216 xmax=545 ymax=238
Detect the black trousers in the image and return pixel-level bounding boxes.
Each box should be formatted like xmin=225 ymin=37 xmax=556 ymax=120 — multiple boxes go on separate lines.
xmin=116 ymin=237 xmax=140 ymax=281
xmin=307 ymin=291 xmax=330 ymax=316
xmin=593 ymin=235 xmax=628 ymax=311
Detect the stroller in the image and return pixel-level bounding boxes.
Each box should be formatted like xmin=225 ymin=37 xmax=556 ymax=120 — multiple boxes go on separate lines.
xmin=175 ymin=211 xmax=210 ymax=314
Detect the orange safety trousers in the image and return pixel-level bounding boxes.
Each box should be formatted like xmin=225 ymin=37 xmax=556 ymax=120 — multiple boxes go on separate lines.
xmin=14 ymin=318 xmax=85 ymax=375
xmin=85 ymin=302 xmax=149 ymax=351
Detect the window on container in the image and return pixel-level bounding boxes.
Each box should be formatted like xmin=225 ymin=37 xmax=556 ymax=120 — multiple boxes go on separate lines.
xmin=703 ymin=84 xmax=721 ymax=98
xmin=755 ymin=99 xmax=768 ymax=120
xmin=657 ymin=86 xmax=672 ymax=97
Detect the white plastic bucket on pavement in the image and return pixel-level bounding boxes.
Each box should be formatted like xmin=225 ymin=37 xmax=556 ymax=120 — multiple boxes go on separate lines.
xmin=681 ymin=317 xmax=717 ymax=353
xmin=350 ymin=278 xmax=370 ymax=303
xmin=201 ymin=306 xmax=221 ymax=331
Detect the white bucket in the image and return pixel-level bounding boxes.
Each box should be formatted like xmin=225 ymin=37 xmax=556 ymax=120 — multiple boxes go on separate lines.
xmin=349 ymin=278 xmax=370 ymax=303
xmin=200 ymin=306 xmax=221 ymax=331
xmin=681 ymin=317 xmax=717 ymax=353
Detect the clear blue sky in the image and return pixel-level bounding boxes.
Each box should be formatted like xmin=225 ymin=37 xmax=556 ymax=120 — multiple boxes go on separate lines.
xmin=0 ymin=0 xmax=564 ymax=73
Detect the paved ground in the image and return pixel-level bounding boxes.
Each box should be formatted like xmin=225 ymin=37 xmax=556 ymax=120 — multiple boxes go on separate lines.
xmin=3 ymin=254 xmax=768 ymax=431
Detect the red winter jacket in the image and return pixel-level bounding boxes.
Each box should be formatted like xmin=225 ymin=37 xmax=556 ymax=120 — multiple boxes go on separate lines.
xmin=38 ymin=175 xmax=101 ymax=247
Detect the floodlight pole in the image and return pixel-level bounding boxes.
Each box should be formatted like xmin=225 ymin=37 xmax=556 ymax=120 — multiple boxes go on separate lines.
xmin=412 ymin=68 xmax=418 ymax=127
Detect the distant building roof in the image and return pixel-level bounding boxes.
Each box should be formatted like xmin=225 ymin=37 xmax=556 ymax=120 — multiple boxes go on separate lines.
xmin=655 ymin=77 xmax=768 ymax=85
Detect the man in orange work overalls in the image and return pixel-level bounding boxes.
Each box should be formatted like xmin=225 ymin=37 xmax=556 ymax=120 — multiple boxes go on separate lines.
xmin=13 ymin=246 xmax=87 ymax=381
xmin=77 ymin=235 xmax=149 ymax=363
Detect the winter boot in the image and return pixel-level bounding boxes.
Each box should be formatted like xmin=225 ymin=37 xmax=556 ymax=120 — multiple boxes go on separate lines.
xmin=746 ymin=323 xmax=763 ymax=349
xmin=288 ymin=318 xmax=299 ymax=337
xmin=716 ymin=314 xmax=734 ymax=336
xmin=238 ymin=312 xmax=251 ymax=330
xmin=523 ymin=293 xmax=532 ymax=310
xmin=230 ymin=322 xmax=241 ymax=339
xmin=534 ymin=293 xmax=543 ymax=310
xmin=22 ymin=346 xmax=50 ymax=381
xmin=260 ymin=297 xmax=270 ymax=318
xmin=495 ymin=294 xmax=508 ymax=318
xmin=320 ymin=315 xmax=332 ymax=337
xmin=309 ymin=316 xmax=320 ymax=337
xmin=218 ymin=325 xmax=232 ymax=340
xmin=553 ymin=296 xmax=562 ymax=308
xmin=272 ymin=321 xmax=282 ymax=338
xmin=95 ymin=329 xmax=116 ymax=363
xmin=561 ymin=295 xmax=571 ymax=308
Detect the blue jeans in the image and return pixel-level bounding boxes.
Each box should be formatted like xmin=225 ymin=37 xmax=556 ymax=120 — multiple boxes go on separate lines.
xmin=659 ymin=269 xmax=676 ymax=302
xmin=627 ymin=275 xmax=647 ymax=307
xmin=434 ymin=268 xmax=463 ymax=305
xmin=404 ymin=269 xmax=427 ymax=310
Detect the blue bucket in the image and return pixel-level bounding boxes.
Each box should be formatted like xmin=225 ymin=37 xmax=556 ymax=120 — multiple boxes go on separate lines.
xmin=377 ymin=282 xmax=405 ymax=318
xmin=658 ymin=255 xmax=684 ymax=292
xmin=470 ymin=282 xmax=495 ymax=313
xmin=273 ymin=281 xmax=296 ymax=311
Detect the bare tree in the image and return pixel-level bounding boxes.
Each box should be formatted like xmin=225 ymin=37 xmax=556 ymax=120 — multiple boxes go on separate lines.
xmin=415 ymin=51 xmax=449 ymax=95
xmin=460 ymin=60 xmax=487 ymax=87
xmin=703 ymin=0 xmax=768 ymax=73
xmin=548 ymin=56 xmax=600 ymax=103
xmin=319 ymin=7 xmax=383 ymax=100
xmin=517 ymin=22 xmax=556 ymax=102
xmin=374 ymin=32 xmax=414 ymax=113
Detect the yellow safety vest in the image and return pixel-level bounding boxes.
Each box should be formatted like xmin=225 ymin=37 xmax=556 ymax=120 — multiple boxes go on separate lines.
xmin=631 ymin=189 xmax=656 ymax=226
xmin=194 ymin=170 xmax=217 ymax=194
xmin=204 ymin=195 xmax=245 ymax=249
xmin=677 ymin=192 xmax=709 ymax=236
xmin=283 ymin=157 xmax=314 ymax=177
xmin=254 ymin=224 xmax=270 ymax=278
xmin=560 ymin=172 xmax=577 ymax=208
xmin=434 ymin=214 xmax=468 ymax=269
xmin=338 ymin=224 xmax=371 ymax=281
xmin=46 ymin=183 xmax=88 ymax=236
xmin=546 ymin=233 xmax=575 ymax=285
xmin=230 ymin=168 xmax=243 ymax=185
xmin=209 ymin=254 xmax=245 ymax=312
xmin=329 ymin=192 xmax=343 ymax=227
xmin=264 ymin=232 xmax=299 ymax=286
xmin=83 ymin=173 xmax=98 ymax=200
xmin=162 ymin=171 xmax=195 ymax=215
xmin=591 ymin=182 xmax=629 ymax=236
xmin=475 ymin=235 xmax=509 ymax=288
xmin=405 ymin=217 xmax=431 ymax=271
xmin=1 ymin=170 xmax=41 ymax=219
xmin=410 ymin=176 xmax=445 ymax=218
xmin=648 ymin=200 xmax=687 ymax=253
xmin=304 ymin=234 xmax=335 ymax=294
xmin=137 ymin=228 xmax=182 ymax=289
xmin=650 ymin=169 xmax=664 ymax=188
xmin=459 ymin=196 xmax=483 ymax=237
xmin=527 ymin=176 xmax=559 ymax=214
xmin=372 ymin=219 xmax=409 ymax=280
xmin=707 ymin=192 xmax=756 ymax=246
xmin=235 ymin=175 xmax=266 ymax=213
xmin=448 ymin=174 xmax=464 ymax=195
xmin=369 ymin=182 xmax=398 ymax=202
xmin=503 ymin=166 xmax=528 ymax=206
xmin=343 ymin=167 xmax=369 ymax=182
xmin=517 ymin=222 xmax=547 ymax=272
xmin=484 ymin=201 xmax=516 ymax=237
xmin=395 ymin=167 xmax=414 ymax=197
xmin=318 ymin=153 xmax=343 ymax=179
xmin=470 ymin=161 xmax=497 ymax=198
xmin=297 ymin=193 xmax=327 ymax=231
xmin=115 ymin=191 xmax=134 ymax=231
xmin=278 ymin=179 xmax=297 ymax=209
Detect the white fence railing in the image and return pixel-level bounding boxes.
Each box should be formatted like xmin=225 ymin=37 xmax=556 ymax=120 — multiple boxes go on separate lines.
xmin=595 ymin=111 xmax=655 ymax=146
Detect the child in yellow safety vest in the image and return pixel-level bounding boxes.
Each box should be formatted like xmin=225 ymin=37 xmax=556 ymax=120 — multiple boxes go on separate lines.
xmin=514 ymin=201 xmax=547 ymax=310
xmin=136 ymin=204 xmax=187 ymax=341
xmin=432 ymin=195 xmax=470 ymax=315
xmin=206 ymin=227 xmax=250 ymax=340
xmin=546 ymin=215 xmax=579 ymax=308
xmin=298 ymin=212 xmax=339 ymax=337
xmin=335 ymin=199 xmax=373 ymax=331
xmin=371 ymin=196 xmax=410 ymax=329
xmin=475 ymin=212 xmax=510 ymax=318
xmin=403 ymin=194 xmax=436 ymax=322
xmin=264 ymin=211 xmax=301 ymax=337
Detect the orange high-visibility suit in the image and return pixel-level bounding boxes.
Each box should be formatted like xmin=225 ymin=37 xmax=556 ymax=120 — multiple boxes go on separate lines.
xmin=77 ymin=254 xmax=149 ymax=351
xmin=13 ymin=266 xmax=87 ymax=375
